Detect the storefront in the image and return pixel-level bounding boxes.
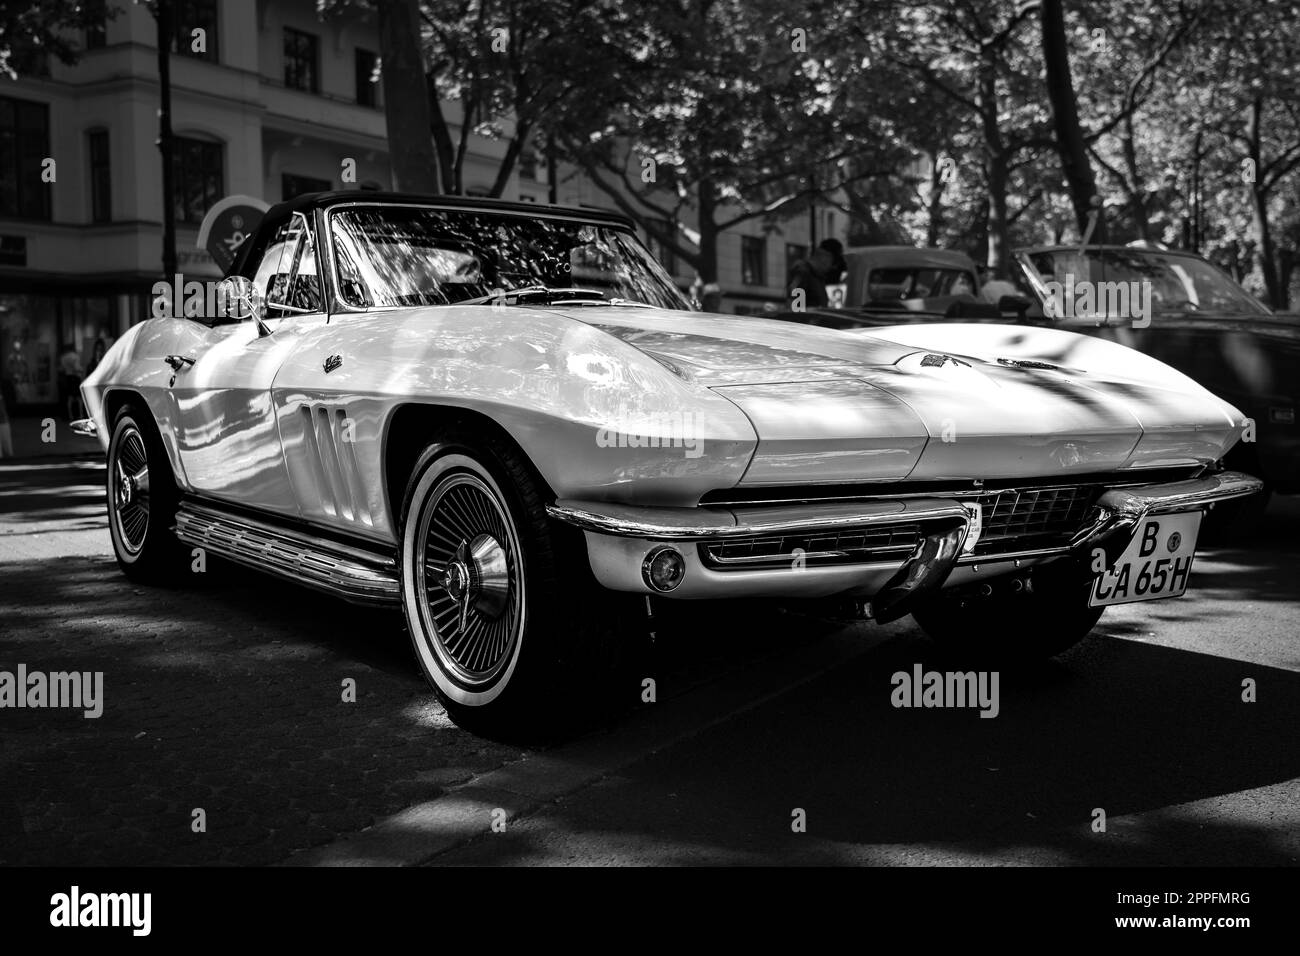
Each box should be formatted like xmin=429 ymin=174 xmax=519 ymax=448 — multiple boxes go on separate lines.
xmin=0 ymin=275 xmax=148 ymax=416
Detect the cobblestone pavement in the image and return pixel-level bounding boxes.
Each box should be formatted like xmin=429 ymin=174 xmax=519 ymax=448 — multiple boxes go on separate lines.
xmin=0 ymin=456 xmax=815 ymax=865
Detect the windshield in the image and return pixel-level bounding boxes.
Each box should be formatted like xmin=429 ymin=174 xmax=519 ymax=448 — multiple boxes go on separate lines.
xmin=1020 ymin=248 xmax=1270 ymax=317
xmin=867 ymin=266 xmax=977 ymax=301
xmin=329 ymin=205 xmax=690 ymax=310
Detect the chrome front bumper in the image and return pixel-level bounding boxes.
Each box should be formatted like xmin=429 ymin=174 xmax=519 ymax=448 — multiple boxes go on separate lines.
xmin=1065 ymin=470 xmax=1263 ymax=573
xmin=547 ymin=470 xmax=1263 ymax=617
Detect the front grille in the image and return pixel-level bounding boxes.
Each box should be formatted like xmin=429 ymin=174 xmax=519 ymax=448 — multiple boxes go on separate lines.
xmin=962 ymin=485 xmax=1102 ymax=556
xmin=700 ymin=524 xmax=922 ymax=570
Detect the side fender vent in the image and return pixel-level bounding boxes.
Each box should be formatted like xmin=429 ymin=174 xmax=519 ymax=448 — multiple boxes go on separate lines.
xmin=299 ymin=404 xmax=373 ymax=528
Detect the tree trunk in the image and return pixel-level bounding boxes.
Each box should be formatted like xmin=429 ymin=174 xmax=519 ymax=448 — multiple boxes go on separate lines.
xmin=376 ymin=0 xmax=437 ymax=193
xmin=1277 ymin=248 xmax=1294 ymax=311
xmin=1121 ymin=113 xmax=1148 ymax=241
xmin=1251 ymin=186 xmax=1280 ymax=307
xmin=1040 ymin=0 xmax=1106 ymax=243
xmin=697 ymin=179 xmax=721 ymax=312
xmin=427 ymin=74 xmax=455 ymax=193
xmin=488 ymin=123 xmax=528 ymax=198
xmin=925 ymin=148 xmax=944 ymax=247
xmin=978 ymin=53 xmax=1009 ymax=276
xmin=452 ymin=95 xmax=476 ymax=194
xmin=1246 ymin=97 xmax=1281 ymax=307
xmin=986 ymin=154 xmax=1009 ymax=276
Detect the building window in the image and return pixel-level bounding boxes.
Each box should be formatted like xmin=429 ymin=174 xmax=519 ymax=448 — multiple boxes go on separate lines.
xmin=0 ymin=96 xmax=52 ymax=220
xmin=281 ymin=173 xmax=332 ymax=201
xmin=88 ymin=130 xmax=111 ymax=222
xmin=355 ymin=49 xmax=380 ymax=107
xmin=284 ymin=28 xmax=320 ymax=93
xmin=647 ymin=219 xmax=677 ymax=275
xmin=741 ymin=235 xmax=766 ymax=286
xmin=85 ymin=2 xmax=108 ymax=50
xmin=519 ymin=149 xmax=538 ymax=181
xmin=172 ymin=0 xmax=218 ymax=63
xmin=785 ymin=243 xmax=807 ymax=281
xmin=172 ymin=135 xmax=223 ymax=225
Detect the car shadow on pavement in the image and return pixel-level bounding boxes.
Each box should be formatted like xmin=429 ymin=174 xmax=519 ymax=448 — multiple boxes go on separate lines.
xmin=420 ymin=631 xmax=1300 ymax=866
xmin=0 ymin=551 xmax=810 ymax=865
xmin=0 ymin=552 xmax=521 ymax=865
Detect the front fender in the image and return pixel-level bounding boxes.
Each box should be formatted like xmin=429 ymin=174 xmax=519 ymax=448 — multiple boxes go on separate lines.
xmin=270 ymin=306 xmax=759 ymax=539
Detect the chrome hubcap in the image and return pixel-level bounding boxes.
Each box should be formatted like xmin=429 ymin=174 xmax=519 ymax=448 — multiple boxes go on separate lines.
xmin=418 ymin=472 xmax=521 ymax=688
xmin=441 ymin=533 xmax=510 ymax=633
xmin=111 ymin=425 xmax=150 ymax=555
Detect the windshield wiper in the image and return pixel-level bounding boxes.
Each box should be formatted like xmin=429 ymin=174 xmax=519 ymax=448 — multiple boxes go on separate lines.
xmin=463 ymin=286 xmax=652 ymax=307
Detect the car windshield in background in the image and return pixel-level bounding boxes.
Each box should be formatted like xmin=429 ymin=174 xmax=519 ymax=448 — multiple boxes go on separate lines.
xmin=1022 ymin=249 xmax=1270 ymax=316
xmin=866 ymin=267 xmax=977 ymax=301
xmin=329 ymin=206 xmax=690 ymax=311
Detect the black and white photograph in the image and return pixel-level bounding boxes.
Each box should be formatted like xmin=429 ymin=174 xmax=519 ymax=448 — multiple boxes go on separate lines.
xmin=0 ymin=0 xmax=1295 ymax=930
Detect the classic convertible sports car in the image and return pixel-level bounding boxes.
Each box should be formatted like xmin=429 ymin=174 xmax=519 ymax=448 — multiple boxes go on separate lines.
xmin=77 ymin=192 xmax=1261 ymax=729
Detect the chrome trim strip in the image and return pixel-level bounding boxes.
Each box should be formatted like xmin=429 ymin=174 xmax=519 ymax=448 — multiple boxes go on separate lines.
xmin=173 ymin=502 xmax=400 ymax=605
xmin=704 ymin=545 xmax=918 ymax=568
xmin=956 ymin=545 xmax=1069 ymax=565
xmin=547 ymin=497 xmax=970 ymax=540
xmin=698 ymin=470 xmax=1202 ymax=508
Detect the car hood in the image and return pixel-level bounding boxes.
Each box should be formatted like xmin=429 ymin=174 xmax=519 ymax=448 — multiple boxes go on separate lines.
xmin=559 ymin=308 xmax=1245 ymax=483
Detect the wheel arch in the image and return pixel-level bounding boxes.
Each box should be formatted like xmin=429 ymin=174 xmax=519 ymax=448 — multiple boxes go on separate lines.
xmin=382 ymin=402 xmax=557 ymax=530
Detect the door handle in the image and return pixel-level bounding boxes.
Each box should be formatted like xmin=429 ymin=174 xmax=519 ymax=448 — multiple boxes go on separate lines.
xmin=164 ymin=354 xmax=195 ymax=371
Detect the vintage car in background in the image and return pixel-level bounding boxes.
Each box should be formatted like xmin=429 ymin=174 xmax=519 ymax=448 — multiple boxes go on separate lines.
xmin=1012 ymin=245 xmax=1296 ymax=511
xmin=783 ymin=245 xmax=1018 ymax=330
xmin=76 ymin=193 xmax=1260 ymax=731
xmin=780 ymin=243 xmax=1294 ymax=524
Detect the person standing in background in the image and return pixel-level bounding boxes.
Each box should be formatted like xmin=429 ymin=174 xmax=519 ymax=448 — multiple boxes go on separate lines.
xmin=787 ymin=239 xmax=846 ymax=309
xmin=0 ymin=386 xmax=12 ymax=458
xmin=58 ymin=344 xmax=83 ymax=422
xmin=977 ymin=265 xmax=1021 ymax=305
xmin=87 ymin=336 xmax=109 ymax=374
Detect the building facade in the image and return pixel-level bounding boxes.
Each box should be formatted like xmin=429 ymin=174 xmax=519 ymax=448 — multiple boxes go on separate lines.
xmin=0 ymin=0 xmax=837 ymax=415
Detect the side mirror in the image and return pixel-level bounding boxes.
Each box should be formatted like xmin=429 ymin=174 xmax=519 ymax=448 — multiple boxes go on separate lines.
xmin=216 ymin=276 xmax=272 ymax=336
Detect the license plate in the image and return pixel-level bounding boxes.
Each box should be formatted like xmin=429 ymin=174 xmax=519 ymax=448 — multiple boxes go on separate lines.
xmin=1089 ymin=511 xmax=1202 ymax=607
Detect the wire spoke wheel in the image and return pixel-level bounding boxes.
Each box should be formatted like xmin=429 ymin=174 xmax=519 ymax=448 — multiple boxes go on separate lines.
xmin=415 ymin=469 xmax=523 ymax=691
xmin=110 ymin=423 xmax=151 ymax=556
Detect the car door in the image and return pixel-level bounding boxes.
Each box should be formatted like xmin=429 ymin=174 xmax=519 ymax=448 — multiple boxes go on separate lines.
xmin=172 ymin=211 xmax=328 ymax=518
xmin=269 ymin=206 xmax=391 ymax=543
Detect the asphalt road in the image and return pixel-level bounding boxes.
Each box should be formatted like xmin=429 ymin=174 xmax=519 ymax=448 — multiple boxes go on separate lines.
xmin=1 ymin=455 xmax=1296 ymax=866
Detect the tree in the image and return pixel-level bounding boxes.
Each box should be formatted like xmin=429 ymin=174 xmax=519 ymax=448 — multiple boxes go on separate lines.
xmin=0 ymin=0 xmax=114 ymax=79
xmin=374 ymin=0 xmax=439 ymax=192
xmin=560 ymin=0 xmax=892 ymax=306
xmin=420 ymin=0 xmax=647 ymax=197
xmin=1040 ymin=0 xmax=1103 ymax=242
xmin=865 ymin=0 xmax=1054 ymax=275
